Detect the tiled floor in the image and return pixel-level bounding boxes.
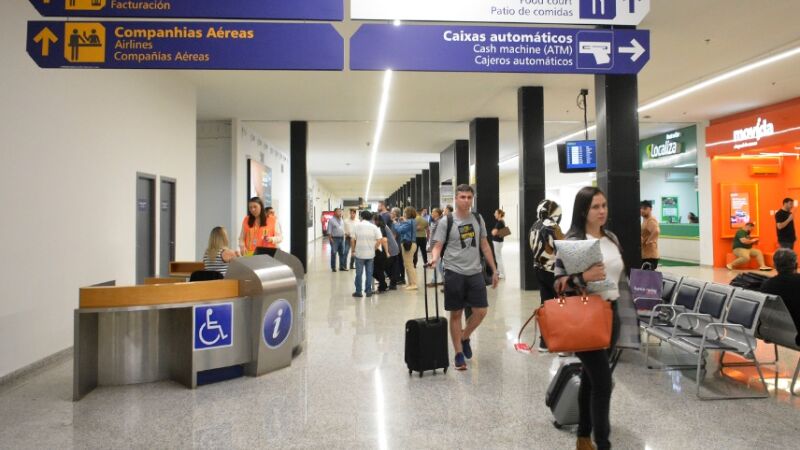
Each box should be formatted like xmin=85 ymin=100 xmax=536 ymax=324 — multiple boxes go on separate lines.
xmin=1 ymin=240 xmax=799 ymax=449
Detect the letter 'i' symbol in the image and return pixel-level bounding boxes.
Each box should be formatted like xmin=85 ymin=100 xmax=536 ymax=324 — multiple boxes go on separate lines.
xmin=272 ymin=308 xmax=284 ymax=339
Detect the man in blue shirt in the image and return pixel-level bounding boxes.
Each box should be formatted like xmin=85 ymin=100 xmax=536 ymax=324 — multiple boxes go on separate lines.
xmin=327 ymin=208 xmax=346 ymax=272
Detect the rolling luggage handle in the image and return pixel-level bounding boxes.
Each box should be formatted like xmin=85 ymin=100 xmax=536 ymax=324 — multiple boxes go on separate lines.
xmin=423 ymin=265 xmax=441 ymax=322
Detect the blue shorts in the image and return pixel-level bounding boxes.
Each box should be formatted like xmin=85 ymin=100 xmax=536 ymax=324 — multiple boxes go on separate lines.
xmin=443 ymin=270 xmax=489 ymax=311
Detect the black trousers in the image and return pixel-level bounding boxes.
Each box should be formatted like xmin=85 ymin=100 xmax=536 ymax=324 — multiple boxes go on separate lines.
xmin=413 ymin=237 xmax=428 ymax=266
xmin=534 ymin=268 xmax=556 ymax=348
xmin=386 ymin=255 xmax=400 ymax=287
xmin=575 ymin=301 xmax=620 ymax=450
xmin=373 ymin=252 xmax=388 ymax=291
xmin=641 ymin=258 xmax=659 ymax=270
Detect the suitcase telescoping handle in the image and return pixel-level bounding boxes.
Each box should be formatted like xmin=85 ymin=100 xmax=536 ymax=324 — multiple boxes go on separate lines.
xmin=423 ymin=265 xmax=441 ymax=322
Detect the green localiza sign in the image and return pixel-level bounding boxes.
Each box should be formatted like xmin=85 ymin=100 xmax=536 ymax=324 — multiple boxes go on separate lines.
xmin=639 ymin=125 xmax=697 ymax=169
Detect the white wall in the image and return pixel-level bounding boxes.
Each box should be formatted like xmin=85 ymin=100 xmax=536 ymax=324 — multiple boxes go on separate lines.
xmin=0 ymin=2 xmax=197 ymax=377
xmin=696 ymin=122 xmax=714 ymax=266
xmin=196 ymin=121 xmax=233 ymax=259
xmin=545 ymin=161 xmax=596 ymax=233
xmin=640 ymin=169 xmax=698 ymax=223
xmin=307 ymin=177 xmax=342 ymax=242
xmin=499 ymin=172 xmax=519 ymax=240
xmin=232 ymin=121 xmax=291 ymax=252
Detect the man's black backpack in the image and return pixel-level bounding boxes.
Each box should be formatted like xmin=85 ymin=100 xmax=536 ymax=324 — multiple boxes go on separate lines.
xmin=729 ymin=272 xmax=769 ymax=291
xmin=441 ymin=212 xmax=493 ymax=286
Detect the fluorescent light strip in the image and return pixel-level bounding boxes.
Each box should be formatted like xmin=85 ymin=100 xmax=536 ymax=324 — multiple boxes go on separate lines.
xmin=364 ymin=70 xmax=393 ymax=201
xmin=639 ymin=45 xmax=800 ymax=113
xmin=499 ymin=43 xmax=800 ymax=166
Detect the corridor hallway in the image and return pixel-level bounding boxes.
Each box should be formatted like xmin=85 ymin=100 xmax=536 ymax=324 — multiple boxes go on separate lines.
xmin=1 ymin=240 xmax=799 ymax=448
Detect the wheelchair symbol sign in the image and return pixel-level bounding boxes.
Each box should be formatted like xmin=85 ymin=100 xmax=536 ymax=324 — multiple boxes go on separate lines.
xmin=193 ymin=303 xmax=234 ymax=350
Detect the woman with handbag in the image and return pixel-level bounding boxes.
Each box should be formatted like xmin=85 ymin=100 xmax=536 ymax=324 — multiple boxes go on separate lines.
xmin=554 ymin=186 xmax=624 ymax=450
xmin=490 ymin=209 xmax=509 ymax=279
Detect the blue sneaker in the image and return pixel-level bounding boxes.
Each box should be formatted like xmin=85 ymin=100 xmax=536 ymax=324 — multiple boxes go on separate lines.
xmin=461 ymin=339 xmax=472 ymax=359
xmin=454 ymin=352 xmax=467 ymax=371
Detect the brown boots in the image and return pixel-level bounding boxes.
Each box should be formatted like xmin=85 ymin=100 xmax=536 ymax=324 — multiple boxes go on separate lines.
xmin=577 ymin=437 xmax=596 ymax=450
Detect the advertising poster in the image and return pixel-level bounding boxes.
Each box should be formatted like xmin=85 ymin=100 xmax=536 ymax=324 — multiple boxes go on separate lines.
xmin=730 ymin=192 xmax=750 ymax=228
xmin=321 ymin=211 xmax=335 ymax=236
xmin=660 ymin=196 xmax=679 ymax=223
xmin=248 ymin=159 xmax=272 ymax=207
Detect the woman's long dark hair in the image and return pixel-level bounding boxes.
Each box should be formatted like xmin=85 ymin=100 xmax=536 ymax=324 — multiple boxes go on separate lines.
xmin=567 ymin=186 xmax=606 ymax=239
xmin=247 ymin=197 xmax=267 ymax=227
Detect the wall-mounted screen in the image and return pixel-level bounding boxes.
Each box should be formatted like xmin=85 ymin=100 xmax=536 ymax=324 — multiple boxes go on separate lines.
xmin=558 ymin=141 xmax=597 ymax=172
xmin=729 ymin=192 xmax=751 ymax=227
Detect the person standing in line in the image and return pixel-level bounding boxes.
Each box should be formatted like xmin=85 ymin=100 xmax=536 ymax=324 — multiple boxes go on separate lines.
xmin=390 ymin=207 xmax=406 ymax=285
xmin=640 ymin=200 xmax=660 ymax=270
xmin=429 ymin=184 xmax=499 ymax=371
xmin=727 ymin=222 xmax=771 ymax=271
xmin=413 ymin=208 xmax=430 ymax=268
xmin=529 ymin=199 xmax=564 ymax=352
xmin=393 ymin=207 xmax=419 ymax=290
xmin=344 ymin=208 xmax=359 ymax=270
xmin=371 ymin=214 xmax=391 ymax=293
xmin=351 ymin=211 xmax=383 ymax=298
xmin=377 ymin=201 xmax=392 ymax=227
xmin=204 ymin=226 xmax=239 ymax=276
xmin=327 ymin=208 xmax=347 ymax=272
xmin=776 ymin=197 xmax=796 ymax=250
xmin=238 ymin=197 xmax=267 ymax=256
xmin=553 ymin=186 xmax=626 ymax=450
xmin=490 ymin=209 xmax=507 ymax=279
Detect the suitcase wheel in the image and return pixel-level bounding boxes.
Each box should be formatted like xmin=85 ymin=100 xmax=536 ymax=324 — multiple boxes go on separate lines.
xmin=553 ymin=421 xmax=563 ymax=430
xmin=432 ymin=369 xmax=436 ymax=375
xmin=408 ymin=369 xmax=412 ymax=376
xmin=443 ymin=367 xmax=448 ymax=374
xmin=419 ymin=371 xmax=424 ymax=378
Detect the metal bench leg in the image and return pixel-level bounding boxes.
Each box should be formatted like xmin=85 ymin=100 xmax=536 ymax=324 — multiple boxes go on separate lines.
xmin=791 ymin=355 xmax=800 ymax=396
xmin=697 ymin=349 xmax=770 ymax=400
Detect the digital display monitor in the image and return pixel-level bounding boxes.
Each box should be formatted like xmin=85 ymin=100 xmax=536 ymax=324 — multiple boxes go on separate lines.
xmin=557 ymin=140 xmax=597 ymax=172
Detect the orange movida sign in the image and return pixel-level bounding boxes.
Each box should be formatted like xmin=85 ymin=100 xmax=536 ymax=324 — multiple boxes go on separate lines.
xmin=705 ymin=97 xmax=800 ymax=157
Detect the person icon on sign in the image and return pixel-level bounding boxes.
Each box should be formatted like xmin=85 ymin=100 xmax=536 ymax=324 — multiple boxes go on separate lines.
xmin=84 ymin=29 xmax=101 ymax=46
xmin=68 ymin=29 xmax=86 ymax=61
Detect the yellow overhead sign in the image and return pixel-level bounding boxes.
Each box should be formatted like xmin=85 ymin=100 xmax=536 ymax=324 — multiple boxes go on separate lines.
xmin=65 ymin=0 xmax=106 ymax=11
xmin=64 ymin=23 xmax=106 ymax=63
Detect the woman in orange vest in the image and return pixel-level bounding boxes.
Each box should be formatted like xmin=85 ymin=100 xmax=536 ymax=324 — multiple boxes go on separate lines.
xmin=239 ymin=197 xmax=268 ymax=256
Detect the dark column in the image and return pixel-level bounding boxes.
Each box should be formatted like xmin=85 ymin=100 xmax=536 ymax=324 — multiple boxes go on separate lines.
xmin=415 ymin=174 xmax=423 ymax=208
xmin=429 ymin=162 xmax=440 ymax=209
xmin=595 ymin=74 xmax=641 ymax=270
xmin=469 ymin=118 xmax=500 ymax=235
xmin=409 ymin=178 xmax=416 ymax=209
xmin=518 ymin=87 xmax=546 ymax=290
xmin=454 ymin=139 xmax=469 ymax=187
xmin=421 ymin=169 xmax=430 ymax=210
xmin=290 ymin=121 xmax=308 ymax=272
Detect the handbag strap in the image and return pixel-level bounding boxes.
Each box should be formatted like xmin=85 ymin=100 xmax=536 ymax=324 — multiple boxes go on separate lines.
xmin=517 ymin=307 xmax=541 ymax=349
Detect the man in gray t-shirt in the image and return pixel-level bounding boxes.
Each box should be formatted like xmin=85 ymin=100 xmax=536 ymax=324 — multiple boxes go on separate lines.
xmin=429 ymin=184 xmax=498 ymax=371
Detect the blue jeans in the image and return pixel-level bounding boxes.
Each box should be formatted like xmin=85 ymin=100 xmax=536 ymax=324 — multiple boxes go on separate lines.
xmin=354 ymin=258 xmax=374 ymax=294
xmin=330 ymin=237 xmax=345 ymax=269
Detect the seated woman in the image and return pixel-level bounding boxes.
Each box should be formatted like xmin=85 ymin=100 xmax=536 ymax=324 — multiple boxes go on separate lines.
xmin=203 ymin=226 xmax=239 ymax=276
xmin=760 ymin=248 xmax=800 ymax=345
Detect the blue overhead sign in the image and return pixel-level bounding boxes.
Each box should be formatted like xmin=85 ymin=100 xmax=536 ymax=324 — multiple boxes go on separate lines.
xmin=26 ymin=21 xmax=344 ymax=70
xmin=29 ymin=0 xmax=343 ymax=21
xmin=351 ymin=24 xmax=649 ymax=75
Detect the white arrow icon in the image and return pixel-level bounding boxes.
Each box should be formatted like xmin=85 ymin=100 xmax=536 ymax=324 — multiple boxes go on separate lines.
xmin=619 ymin=38 xmax=645 ymax=62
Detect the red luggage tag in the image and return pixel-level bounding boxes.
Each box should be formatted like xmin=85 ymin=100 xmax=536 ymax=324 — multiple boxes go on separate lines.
xmin=514 ymin=342 xmax=531 ymax=353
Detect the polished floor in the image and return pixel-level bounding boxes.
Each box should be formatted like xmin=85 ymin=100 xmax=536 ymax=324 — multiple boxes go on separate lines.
xmin=1 ymin=240 xmax=799 ymax=449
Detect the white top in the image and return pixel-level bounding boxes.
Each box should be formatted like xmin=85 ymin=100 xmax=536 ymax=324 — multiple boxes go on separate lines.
xmin=352 ymin=221 xmax=382 ymax=259
xmin=587 ymin=233 xmax=624 ymax=301
xmin=344 ymin=218 xmax=358 ymax=236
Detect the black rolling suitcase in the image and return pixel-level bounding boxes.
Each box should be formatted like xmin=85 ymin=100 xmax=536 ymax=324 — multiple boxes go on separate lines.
xmin=405 ymin=267 xmax=449 ymax=377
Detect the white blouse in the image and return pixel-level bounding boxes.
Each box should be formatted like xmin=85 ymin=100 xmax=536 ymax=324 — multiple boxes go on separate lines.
xmin=586 ymin=233 xmax=624 ymax=301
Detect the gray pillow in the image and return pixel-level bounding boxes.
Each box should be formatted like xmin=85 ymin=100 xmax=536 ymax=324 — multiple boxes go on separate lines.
xmin=555 ymin=239 xmax=615 ymax=292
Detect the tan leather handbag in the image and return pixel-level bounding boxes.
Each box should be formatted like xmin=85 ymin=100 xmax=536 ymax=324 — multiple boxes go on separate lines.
xmin=518 ymin=293 xmax=613 ymax=353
